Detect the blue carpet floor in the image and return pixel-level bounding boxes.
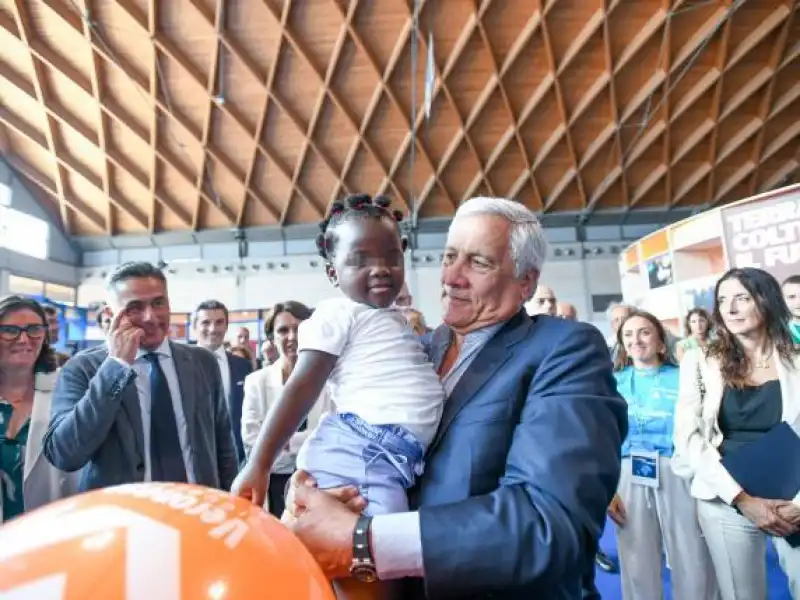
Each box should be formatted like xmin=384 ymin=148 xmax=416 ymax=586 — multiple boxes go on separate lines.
xmin=594 ymin=519 xmax=792 ymax=599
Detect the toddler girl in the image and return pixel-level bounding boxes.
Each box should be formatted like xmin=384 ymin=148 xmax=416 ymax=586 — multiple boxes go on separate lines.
xmin=232 ymin=194 xmax=444 ymax=598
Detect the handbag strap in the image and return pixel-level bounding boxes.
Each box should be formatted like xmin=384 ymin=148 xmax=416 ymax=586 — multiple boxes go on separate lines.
xmin=696 ymin=356 xmax=706 ymax=400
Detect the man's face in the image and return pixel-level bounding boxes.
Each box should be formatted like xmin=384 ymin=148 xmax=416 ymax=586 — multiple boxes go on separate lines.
xmin=98 ymin=312 xmax=112 ymax=333
xmin=193 ymin=309 xmax=228 ymax=351
xmin=610 ymin=305 xmax=633 ymax=335
xmin=528 ymin=286 xmax=557 ymax=316
xmin=45 ymin=310 xmax=59 ymax=344
xmin=557 ymin=302 xmax=577 ymax=321
xmin=108 ymin=276 xmax=171 ymax=351
xmin=783 ymin=282 xmax=800 ymax=320
xmin=441 ymin=214 xmax=536 ymax=334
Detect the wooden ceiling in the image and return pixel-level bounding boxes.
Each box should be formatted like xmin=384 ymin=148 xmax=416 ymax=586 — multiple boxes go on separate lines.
xmin=0 ymin=0 xmax=798 ymax=238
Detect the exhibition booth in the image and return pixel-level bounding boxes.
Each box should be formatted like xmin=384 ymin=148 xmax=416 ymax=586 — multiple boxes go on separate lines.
xmin=619 ymin=183 xmax=800 ymax=336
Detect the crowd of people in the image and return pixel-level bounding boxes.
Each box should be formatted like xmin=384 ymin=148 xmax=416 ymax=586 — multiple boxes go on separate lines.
xmin=0 ymin=194 xmax=799 ymax=599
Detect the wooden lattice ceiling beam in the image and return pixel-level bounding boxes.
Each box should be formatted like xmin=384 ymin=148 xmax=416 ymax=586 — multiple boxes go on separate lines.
xmin=191 ymin=0 xmax=225 ymax=230
xmin=331 ymin=0 xmax=455 ymax=213
xmin=148 ymin=0 xmax=160 ymax=232
xmin=750 ymin=6 xmax=796 ymax=196
xmin=259 ymin=0 xmax=407 ymax=213
xmin=9 ymin=0 xmax=71 ymax=231
xmin=474 ymin=0 xmax=543 ymax=209
xmin=601 ymin=0 xmax=631 ymax=210
xmin=539 ymin=4 xmax=588 ymax=211
xmin=0 ymin=0 xmax=796 ymax=235
xmin=285 ymin=0 xmax=355 ymax=223
xmin=414 ymin=5 xmax=545 ymax=213
xmin=234 ymin=0 xmax=291 ymax=226
xmin=0 ymin=110 xmax=148 ymax=228
xmin=4 ymin=154 xmax=104 ymax=230
xmin=78 ymin=1 xmax=113 ymax=234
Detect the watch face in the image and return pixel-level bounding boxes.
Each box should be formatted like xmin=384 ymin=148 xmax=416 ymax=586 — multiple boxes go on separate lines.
xmin=350 ymin=564 xmax=378 ymax=583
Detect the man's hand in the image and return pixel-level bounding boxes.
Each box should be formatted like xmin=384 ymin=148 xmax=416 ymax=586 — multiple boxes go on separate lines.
xmin=734 ymin=493 xmax=797 ymax=537
xmin=230 ymin=462 xmax=269 ymax=507
xmin=285 ymin=483 xmax=360 ymax=579
xmin=607 ymin=493 xmax=627 ymax=527
xmin=775 ymin=502 xmax=800 ymax=528
xmin=106 ymin=309 xmax=143 ymax=365
xmin=284 ymin=470 xmax=367 ymax=520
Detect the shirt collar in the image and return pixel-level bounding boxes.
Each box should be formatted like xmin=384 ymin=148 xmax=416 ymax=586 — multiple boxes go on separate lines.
xmin=135 ymin=337 xmax=172 ymax=360
xmin=212 ymin=345 xmax=227 ymax=361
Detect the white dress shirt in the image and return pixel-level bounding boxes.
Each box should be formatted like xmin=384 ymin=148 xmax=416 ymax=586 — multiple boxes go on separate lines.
xmin=127 ymin=339 xmax=196 ymax=483
xmin=213 ymin=346 xmax=231 ymax=401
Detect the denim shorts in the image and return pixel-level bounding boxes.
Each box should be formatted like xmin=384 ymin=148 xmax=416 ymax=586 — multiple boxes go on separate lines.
xmin=296 ymin=412 xmax=425 ymax=515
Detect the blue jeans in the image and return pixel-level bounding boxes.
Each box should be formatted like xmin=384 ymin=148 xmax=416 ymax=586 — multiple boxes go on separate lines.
xmin=296 ymin=412 xmax=425 ymax=515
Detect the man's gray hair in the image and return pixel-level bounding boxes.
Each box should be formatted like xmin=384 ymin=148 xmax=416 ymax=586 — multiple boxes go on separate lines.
xmin=453 ymin=197 xmax=548 ymax=276
xmin=605 ymin=301 xmax=635 ymax=320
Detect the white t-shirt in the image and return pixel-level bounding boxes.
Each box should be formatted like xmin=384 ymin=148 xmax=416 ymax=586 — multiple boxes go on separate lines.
xmin=298 ymin=296 xmax=444 ymax=448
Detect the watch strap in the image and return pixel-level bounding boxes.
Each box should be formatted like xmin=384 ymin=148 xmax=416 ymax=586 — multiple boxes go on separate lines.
xmin=352 ymin=514 xmax=374 ymax=564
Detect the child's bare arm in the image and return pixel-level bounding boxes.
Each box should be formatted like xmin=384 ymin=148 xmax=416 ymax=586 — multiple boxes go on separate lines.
xmin=249 ymin=350 xmax=337 ymax=473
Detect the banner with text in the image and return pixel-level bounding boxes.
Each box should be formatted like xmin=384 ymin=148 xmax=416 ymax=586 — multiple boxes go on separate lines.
xmin=721 ymin=191 xmax=800 ymax=283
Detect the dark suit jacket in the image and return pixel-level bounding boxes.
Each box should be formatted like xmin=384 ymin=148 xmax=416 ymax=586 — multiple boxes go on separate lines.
xmin=408 ymin=311 xmax=627 ymax=599
xmin=225 ymin=352 xmax=252 ymax=463
xmin=42 ymin=343 xmax=239 ymax=491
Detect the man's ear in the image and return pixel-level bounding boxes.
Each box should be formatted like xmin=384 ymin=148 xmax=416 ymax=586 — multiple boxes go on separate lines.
xmin=520 ymin=270 xmax=539 ymax=301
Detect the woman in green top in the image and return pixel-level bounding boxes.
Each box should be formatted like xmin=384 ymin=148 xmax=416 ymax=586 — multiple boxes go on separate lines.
xmin=0 ymin=295 xmax=79 ymax=522
xmin=676 ymin=307 xmax=713 ymax=362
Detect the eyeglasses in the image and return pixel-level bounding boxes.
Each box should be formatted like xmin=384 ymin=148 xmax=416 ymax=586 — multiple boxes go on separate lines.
xmin=0 ymin=324 xmax=48 ymax=341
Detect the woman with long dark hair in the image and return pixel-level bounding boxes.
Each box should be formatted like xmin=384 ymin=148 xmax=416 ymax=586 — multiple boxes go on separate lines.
xmin=609 ymin=310 xmax=718 ymax=599
xmin=0 ymin=295 xmax=80 ymax=522
xmin=676 ymin=307 xmax=713 ymax=361
xmin=673 ymin=267 xmax=800 ymax=599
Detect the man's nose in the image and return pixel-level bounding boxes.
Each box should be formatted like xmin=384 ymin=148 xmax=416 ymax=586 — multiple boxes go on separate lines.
xmin=442 ymin=262 xmax=467 ymax=287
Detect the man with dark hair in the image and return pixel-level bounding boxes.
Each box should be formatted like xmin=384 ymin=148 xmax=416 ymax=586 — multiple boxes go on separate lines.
xmin=94 ymin=302 xmax=112 ymax=334
xmin=782 ymin=275 xmax=800 ymax=344
xmin=43 ymin=261 xmax=238 ymax=491
xmin=42 ymin=304 xmax=69 ymax=366
xmin=192 ymin=299 xmax=252 ymax=462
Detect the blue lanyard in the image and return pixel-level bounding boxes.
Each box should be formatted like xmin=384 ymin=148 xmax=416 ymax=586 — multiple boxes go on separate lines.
xmin=628 ymin=368 xmax=662 ymax=442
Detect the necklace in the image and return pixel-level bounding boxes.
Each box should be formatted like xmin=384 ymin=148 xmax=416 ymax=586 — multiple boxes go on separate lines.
xmin=753 ymin=349 xmax=773 ymax=369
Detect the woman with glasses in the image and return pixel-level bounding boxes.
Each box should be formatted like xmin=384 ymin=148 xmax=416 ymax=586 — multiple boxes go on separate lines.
xmin=0 ymin=295 xmax=80 ymax=523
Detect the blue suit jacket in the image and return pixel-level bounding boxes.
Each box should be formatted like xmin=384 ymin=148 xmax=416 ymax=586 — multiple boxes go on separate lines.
xmin=226 ymin=352 xmax=252 ymax=463
xmin=408 ymin=311 xmax=627 ymax=599
xmin=43 ymin=343 xmax=239 ymax=492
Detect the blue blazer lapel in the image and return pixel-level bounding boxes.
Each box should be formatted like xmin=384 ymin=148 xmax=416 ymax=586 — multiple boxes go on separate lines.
xmin=428 ymin=310 xmax=533 ymax=454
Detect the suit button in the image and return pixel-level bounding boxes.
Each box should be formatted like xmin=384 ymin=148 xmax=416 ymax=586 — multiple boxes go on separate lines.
xmin=136 ymin=464 xmax=144 ymax=473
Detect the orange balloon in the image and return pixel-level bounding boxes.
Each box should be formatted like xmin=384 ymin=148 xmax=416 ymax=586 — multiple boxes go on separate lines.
xmin=0 ymin=482 xmax=335 ymax=600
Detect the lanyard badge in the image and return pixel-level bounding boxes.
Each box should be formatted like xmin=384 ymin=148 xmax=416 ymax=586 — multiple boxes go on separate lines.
xmin=630 ymin=449 xmax=660 ymax=488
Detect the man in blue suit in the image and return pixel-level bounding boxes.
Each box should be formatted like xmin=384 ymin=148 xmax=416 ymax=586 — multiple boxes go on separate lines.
xmin=282 ymin=197 xmax=628 ymax=599
xmin=192 ymin=300 xmax=252 ymax=463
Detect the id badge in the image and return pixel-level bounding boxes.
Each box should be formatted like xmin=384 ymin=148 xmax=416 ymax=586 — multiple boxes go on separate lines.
xmin=630 ymin=450 xmax=660 ymax=488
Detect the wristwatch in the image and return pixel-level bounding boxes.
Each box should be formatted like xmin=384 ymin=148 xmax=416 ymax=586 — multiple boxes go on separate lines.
xmin=350 ymin=514 xmax=378 ymax=582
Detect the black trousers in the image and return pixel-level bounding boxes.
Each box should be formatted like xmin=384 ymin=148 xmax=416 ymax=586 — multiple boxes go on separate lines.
xmin=268 ymin=473 xmax=292 ymax=518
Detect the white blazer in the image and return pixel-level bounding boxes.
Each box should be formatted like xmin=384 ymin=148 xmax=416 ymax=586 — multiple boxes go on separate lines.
xmin=672 ymin=347 xmax=800 ymax=507
xmin=0 ymin=371 xmax=82 ymax=523
xmin=241 ymin=358 xmax=332 ymax=474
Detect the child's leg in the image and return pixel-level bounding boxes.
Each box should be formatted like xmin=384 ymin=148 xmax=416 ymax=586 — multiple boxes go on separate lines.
xmin=333 ymin=578 xmax=401 ymax=600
